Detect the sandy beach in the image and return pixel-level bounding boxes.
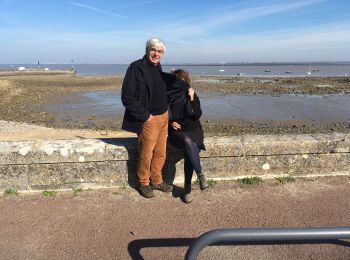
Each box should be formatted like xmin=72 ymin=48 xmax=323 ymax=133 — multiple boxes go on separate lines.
xmin=1 ymin=73 xmax=350 ymax=141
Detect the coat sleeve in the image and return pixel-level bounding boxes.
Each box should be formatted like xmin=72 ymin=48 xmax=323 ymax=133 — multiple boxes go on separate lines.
xmin=121 ymin=66 xmax=150 ymax=122
xmin=187 ymin=93 xmax=202 ymax=119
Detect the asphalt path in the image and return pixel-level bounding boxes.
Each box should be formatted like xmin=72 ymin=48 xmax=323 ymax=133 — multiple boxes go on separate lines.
xmin=1 ymin=177 xmax=350 ymax=259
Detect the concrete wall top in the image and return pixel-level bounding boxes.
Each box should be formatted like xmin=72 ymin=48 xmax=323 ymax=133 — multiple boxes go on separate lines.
xmin=1 ymin=133 xmax=350 ymax=165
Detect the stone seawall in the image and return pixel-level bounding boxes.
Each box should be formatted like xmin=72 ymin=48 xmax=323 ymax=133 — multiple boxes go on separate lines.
xmin=1 ymin=133 xmax=349 ymax=191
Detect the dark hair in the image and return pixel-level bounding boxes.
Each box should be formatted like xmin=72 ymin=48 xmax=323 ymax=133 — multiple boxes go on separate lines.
xmin=171 ymin=69 xmax=191 ymax=85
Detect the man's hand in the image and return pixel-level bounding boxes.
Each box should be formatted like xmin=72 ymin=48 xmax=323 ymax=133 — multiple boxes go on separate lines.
xmin=171 ymin=121 xmax=181 ymax=130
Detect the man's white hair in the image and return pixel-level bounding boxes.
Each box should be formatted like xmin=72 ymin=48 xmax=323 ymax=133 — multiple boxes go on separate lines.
xmin=146 ymin=38 xmax=166 ymax=52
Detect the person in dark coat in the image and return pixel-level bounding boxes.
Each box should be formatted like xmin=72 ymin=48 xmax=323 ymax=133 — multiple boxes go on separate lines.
xmin=167 ymin=69 xmax=209 ymax=203
xmin=121 ymin=38 xmax=173 ymax=198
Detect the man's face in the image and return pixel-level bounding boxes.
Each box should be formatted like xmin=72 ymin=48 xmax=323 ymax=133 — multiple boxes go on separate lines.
xmin=146 ymin=45 xmax=164 ymax=65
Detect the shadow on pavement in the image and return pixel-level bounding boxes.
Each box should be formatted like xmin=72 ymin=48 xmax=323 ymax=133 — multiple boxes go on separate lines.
xmin=127 ymin=238 xmax=350 ymax=259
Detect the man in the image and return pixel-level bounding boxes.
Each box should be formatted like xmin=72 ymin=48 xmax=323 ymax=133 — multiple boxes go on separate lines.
xmin=121 ymin=38 xmax=173 ymax=198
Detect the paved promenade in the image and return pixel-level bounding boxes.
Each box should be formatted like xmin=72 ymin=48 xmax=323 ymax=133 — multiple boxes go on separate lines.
xmin=1 ymin=176 xmax=350 ymax=259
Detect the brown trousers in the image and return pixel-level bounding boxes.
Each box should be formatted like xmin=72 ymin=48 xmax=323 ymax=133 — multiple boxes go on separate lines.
xmin=137 ymin=111 xmax=168 ymax=186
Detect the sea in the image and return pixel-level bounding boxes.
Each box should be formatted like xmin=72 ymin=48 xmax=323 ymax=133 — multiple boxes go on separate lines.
xmin=1 ymin=63 xmax=350 ymax=77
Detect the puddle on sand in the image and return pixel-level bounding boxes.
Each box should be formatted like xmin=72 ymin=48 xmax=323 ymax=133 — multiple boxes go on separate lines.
xmin=40 ymin=90 xmax=350 ymax=123
xmin=199 ymin=93 xmax=350 ymax=122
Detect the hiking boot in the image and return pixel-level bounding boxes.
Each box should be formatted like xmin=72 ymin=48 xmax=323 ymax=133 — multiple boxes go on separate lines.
xmin=183 ymin=184 xmax=193 ymax=203
xmin=183 ymin=192 xmax=193 ymax=203
xmin=198 ymin=174 xmax=209 ymax=190
xmin=139 ymin=185 xmax=154 ymax=198
xmin=151 ymin=182 xmax=173 ymax=193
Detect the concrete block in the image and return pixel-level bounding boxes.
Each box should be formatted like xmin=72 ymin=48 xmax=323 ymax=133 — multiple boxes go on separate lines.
xmin=0 ymin=164 xmax=29 ymax=191
xmin=28 ymin=161 xmax=128 ymax=190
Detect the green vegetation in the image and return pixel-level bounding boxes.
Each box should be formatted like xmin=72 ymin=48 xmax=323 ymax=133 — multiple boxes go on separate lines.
xmin=42 ymin=190 xmax=57 ymax=197
xmin=4 ymin=187 xmax=18 ymax=196
xmin=238 ymin=176 xmax=263 ymax=185
xmin=207 ymin=179 xmax=217 ymax=187
xmin=276 ymin=176 xmax=295 ymax=184
xmin=194 ymin=178 xmax=217 ymax=187
xmin=73 ymin=187 xmax=84 ymax=195
xmin=120 ymin=182 xmax=128 ymax=190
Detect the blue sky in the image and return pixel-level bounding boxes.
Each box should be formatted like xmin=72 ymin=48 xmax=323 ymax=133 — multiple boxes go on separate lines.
xmin=1 ymin=0 xmax=350 ymax=64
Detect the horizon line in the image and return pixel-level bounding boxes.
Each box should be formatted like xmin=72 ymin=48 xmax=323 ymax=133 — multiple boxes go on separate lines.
xmin=1 ymin=61 xmax=350 ymax=65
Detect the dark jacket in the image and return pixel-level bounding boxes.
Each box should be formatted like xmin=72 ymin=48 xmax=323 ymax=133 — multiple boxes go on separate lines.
xmin=121 ymin=56 xmax=168 ymax=134
xmin=170 ymin=92 xmax=203 ymax=132
xmin=167 ymin=80 xmax=205 ymax=150
xmin=166 ymin=75 xmax=192 ymax=121
xmin=167 ymin=77 xmax=203 ymax=132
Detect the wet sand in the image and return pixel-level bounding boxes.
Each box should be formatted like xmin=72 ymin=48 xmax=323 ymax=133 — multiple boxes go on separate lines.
xmin=1 ymin=74 xmax=350 ymax=139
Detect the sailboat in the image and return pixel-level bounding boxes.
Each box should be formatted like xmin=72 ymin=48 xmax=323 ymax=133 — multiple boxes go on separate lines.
xmin=305 ymin=63 xmax=311 ymax=75
xmin=219 ymin=62 xmax=225 ymax=72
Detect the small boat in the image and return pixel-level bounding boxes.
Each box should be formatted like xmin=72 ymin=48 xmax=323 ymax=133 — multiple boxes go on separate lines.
xmin=285 ymin=71 xmax=292 ymax=74
xmin=265 ymin=68 xmax=270 ymax=72
xmin=311 ymin=68 xmax=320 ymax=72
xmin=237 ymin=72 xmax=245 ymax=76
xmin=305 ymin=63 xmax=312 ymax=75
xmin=219 ymin=62 xmax=225 ymax=72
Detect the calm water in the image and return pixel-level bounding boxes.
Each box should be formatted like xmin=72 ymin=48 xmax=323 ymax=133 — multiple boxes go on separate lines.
xmin=1 ymin=63 xmax=350 ymax=77
xmin=40 ymin=90 xmax=350 ymax=123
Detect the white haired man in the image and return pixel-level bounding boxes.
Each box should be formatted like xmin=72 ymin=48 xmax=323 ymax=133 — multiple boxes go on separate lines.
xmin=121 ymin=38 xmax=173 ymax=198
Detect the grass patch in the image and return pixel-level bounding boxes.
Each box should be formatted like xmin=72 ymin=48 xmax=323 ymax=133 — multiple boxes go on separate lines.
xmin=207 ymin=179 xmax=217 ymax=187
xmin=42 ymin=190 xmax=57 ymax=197
xmin=120 ymin=182 xmax=128 ymax=190
xmin=194 ymin=178 xmax=217 ymax=187
xmin=276 ymin=176 xmax=295 ymax=184
xmin=4 ymin=187 xmax=18 ymax=196
xmin=238 ymin=176 xmax=263 ymax=185
xmin=73 ymin=187 xmax=84 ymax=195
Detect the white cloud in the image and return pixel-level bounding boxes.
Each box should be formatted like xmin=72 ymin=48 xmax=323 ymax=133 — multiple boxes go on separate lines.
xmin=1 ymin=0 xmax=349 ymax=63
xmin=164 ymin=21 xmax=350 ymax=63
xmin=113 ymin=0 xmax=161 ymax=9
xmin=68 ymin=1 xmax=126 ymax=18
xmin=1 ymin=20 xmax=350 ymax=63
xmin=152 ymin=0 xmax=324 ymax=42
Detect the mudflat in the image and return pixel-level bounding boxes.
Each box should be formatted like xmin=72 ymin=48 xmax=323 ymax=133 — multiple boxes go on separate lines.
xmin=0 ymin=74 xmax=350 ymax=140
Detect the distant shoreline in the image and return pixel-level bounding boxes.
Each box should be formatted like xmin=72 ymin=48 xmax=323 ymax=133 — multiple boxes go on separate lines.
xmin=0 ymin=70 xmax=75 ymax=76
xmin=1 ymin=61 xmax=350 ymax=66
xmin=1 ymin=63 xmax=350 ymax=78
xmin=165 ymin=61 xmax=350 ymax=66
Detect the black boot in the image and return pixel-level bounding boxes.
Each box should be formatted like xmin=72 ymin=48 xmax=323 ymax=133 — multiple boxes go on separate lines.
xmin=198 ymin=173 xmax=209 ymax=190
xmin=183 ymin=183 xmax=193 ymax=203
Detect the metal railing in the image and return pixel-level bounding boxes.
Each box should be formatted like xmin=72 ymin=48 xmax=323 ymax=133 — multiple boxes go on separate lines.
xmin=185 ymin=227 xmax=350 ymax=260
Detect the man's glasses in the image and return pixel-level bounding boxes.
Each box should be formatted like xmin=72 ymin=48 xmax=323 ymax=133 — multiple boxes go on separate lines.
xmin=150 ymin=47 xmax=164 ymax=54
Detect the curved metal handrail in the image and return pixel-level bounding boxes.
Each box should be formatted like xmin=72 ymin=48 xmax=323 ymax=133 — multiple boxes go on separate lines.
xmin=185 ymin=227 xmax=350 ymax=260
